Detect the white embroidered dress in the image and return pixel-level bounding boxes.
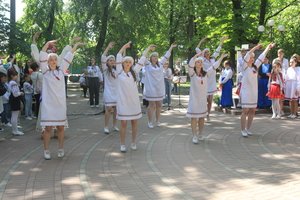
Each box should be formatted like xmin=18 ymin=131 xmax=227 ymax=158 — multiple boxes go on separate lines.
xmin=115 ymin=54 xmax=146 ymax=120
xmin=240 ymin=52 xmax=266 ymax=108
xmin=101 ymin=55 xmax=118 ymax=106
xmin=186 ymin=57 xmax=208 ymax=118
xmin=196 ymin=45 xmax=222 ymax=95
xmin=39 ymin=51 xmax=74 ymax=127
xmin=143 ymin=51 xmax=171 ymax=101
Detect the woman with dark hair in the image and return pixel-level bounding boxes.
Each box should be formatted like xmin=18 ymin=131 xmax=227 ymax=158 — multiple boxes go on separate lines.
xmin=115 ymin=42 xmax=149 ymax=152
xmin=142 ymin=43 xmax=177 ymax=128
xmin=101 ymin=42 xmax=119 ymax=134
xmin=219 ymin=60 xmax=233 ymax=108
xmin=240 ymin=43 xmax=274 ymax=137
xmin=258 ymin=57 xmax=272 ymax=109
xmin=87 ymin=58 xmax=103 ymax=108
xmin=187 ymin=52 xmax=227 ymax=144
xmin=195 ymin=36 xmax=227 ymax=121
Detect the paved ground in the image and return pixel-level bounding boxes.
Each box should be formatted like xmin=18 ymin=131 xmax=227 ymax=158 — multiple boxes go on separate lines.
xmin=0 ymin=83 xmax=300 ymax=200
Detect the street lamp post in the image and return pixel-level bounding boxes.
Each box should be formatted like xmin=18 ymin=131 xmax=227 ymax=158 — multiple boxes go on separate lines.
xmin=267 ymin=19 xmax=275 ymax=42
xmin=257 ymin=19 xmax=285 ymax=43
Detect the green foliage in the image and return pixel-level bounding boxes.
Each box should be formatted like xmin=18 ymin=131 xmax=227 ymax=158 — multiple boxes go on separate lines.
xmin=4 ymin=0 xmax=300 ymax=67
xmin=0 ymin=0 xmax=29 ymax=56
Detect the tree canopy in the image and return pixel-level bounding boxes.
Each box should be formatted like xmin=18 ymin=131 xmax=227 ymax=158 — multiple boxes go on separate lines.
xmin=1 ymin=0 xmax=300 ymax=71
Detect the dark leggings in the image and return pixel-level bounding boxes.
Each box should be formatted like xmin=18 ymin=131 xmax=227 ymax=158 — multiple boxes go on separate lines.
xmin=88 ymin=77 xmax=100 ymax=105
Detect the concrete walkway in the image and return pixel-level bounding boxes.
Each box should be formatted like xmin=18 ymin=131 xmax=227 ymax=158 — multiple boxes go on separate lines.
xmin=0 ymin=84 xmax=299 ymax=200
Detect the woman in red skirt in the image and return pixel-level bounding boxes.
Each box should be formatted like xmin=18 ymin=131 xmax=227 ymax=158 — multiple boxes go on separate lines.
xmin=266 ymin=58 xmax=284 ymax=119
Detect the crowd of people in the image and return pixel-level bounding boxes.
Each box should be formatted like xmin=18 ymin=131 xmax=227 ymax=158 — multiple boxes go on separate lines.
xmin=0 ymin=32 xmax=300 ymax=159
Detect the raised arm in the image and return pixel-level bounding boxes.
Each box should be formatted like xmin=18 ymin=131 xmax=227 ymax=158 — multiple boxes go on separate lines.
xmin=196 ymin=37 xmax=207 ymax=49
xmin=116 ymin=42 xmax=132 ymax=74
xmin=254 ymin=43 xmax=275 ymax=68
xmin=101 ymin=42 xmax=114 ymax=70
xmin=244 ymin=44 xmax=262 ymax=63
xmin=132 ymin=46 xmax=152 ymax=73
xmin=58 ymin=45 xmax=72 ymax=67
xmin=60 ymin=42 xmax=84 ymax=72
xmin=212 ymin=53 xmax=228 ymax=70
xmin=188 ymin=52 xmax=203 ymax=76
xmin=212 ymin=36 xmax=227 ymax=59
xmin=59 ymin=36 xmax=79 ymax=65
xmin=159 ymin=43 xmax=177 ymax=65
xmin=39 ymin=44 xmax=52 ymax=73
xmin=31 ymin=32 xmax=41 ymax=63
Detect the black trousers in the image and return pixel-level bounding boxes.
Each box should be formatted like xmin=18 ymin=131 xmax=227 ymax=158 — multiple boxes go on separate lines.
xmin=88 ymin=77 xmax=100 ymax=105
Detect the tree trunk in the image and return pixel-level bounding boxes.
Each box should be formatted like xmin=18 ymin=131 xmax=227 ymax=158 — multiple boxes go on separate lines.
xmin=259 ymin=0 xmax=268 ymax=25
xmin=9 ymin=0 xmax=15 ymax=53
xmin=231 ymin=0 xmax=245 ymax=46
xmin=186 ymin=0 xmax=195 ymax=61
xmin=44 ymin=0 xmax=56 ymax=41
xmin=95 ymin=0 xmax=110 ymax=61
xmin=168 ymin=0 xmax=175 ymax=72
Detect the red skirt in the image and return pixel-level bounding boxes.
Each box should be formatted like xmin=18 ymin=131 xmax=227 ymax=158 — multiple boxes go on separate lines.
xmin=266 ymin=84 xmax=284 ymax=99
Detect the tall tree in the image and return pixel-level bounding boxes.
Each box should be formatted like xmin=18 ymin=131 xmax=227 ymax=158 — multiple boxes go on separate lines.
xmin=8 ymin=0 xmax=16 ymax=53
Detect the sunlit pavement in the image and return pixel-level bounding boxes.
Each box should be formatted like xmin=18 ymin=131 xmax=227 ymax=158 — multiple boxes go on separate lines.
xmin=0 ymin=83 xmax=300 ymax=200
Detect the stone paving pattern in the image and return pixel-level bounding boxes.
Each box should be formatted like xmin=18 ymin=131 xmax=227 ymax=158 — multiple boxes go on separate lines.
xmin=0 ymin=84 xmax=299 ymax=200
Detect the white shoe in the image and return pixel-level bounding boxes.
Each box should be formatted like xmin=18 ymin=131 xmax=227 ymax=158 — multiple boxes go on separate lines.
xmin=26 ymin=117 xmax=33 ymax=120
xmin=44 ymin=150 xmax=51 ymax=160
xmin=288 ymin=114 xmax=293 ymax=118
xmin=148 ymin=122 xmax=154 ymax=129
xmin=241 ymin=130 xmax=248 ymax=137
xmin=4 ymin=123 xmax=12 ymax=127
xmin=192 ymin=136 xmax=199 ymax=144
xmin=131 ymin=143 xmax=137 ymax=150
xmin=90 ymin=105 xmax=94 ymax=108
xmin=95 ymin=105 xmax=99 ymax=108
xmin=198 ymin=135 xmax=205 ymax=141
xmin=113 ymin=126 xmax=119 ymax=132
xmin=245 ymin=129 xmax=252 ymax=136
xmin=290 ymin=115 xmax=296 ymax=119
xmin=32 ymin=116 xmax=37 ymax=119
xmin=57 ymin=149 xmax=64 ymax=158
xmin=206 ymin=115 xmax=210 ymax=122
xmin=120 ymin=145 xmax=126 ymax=152
xmin=104 ymin=127 xmax=110 ymax=134
xmin=12 ymin=131 xmax=24 ymax=136
xmin=156 ymin=121 xmax=161 ymax=127
xmin=276 ymin=115 xmax=281 ymax=119
xmin=271 ymin=114 xmax=276 ymax=119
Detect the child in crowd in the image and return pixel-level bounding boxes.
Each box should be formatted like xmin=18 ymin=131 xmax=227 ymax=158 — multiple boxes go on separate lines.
xmin=7 ymin=68 xmax=24 ymax=136
xmin=79 ymin=70 xmax=89 ymax=98
xmin=23 ymin=74 xmax=34 ymax=120
xmin=266 ymin=59 xmax=284 ymax=119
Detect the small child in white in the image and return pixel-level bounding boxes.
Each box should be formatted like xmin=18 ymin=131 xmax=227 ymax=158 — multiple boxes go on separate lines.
xmin=7 ymin=68 xmax=24 ymax=136
xmin=23 ymin=74 xmax=34 ymax=120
